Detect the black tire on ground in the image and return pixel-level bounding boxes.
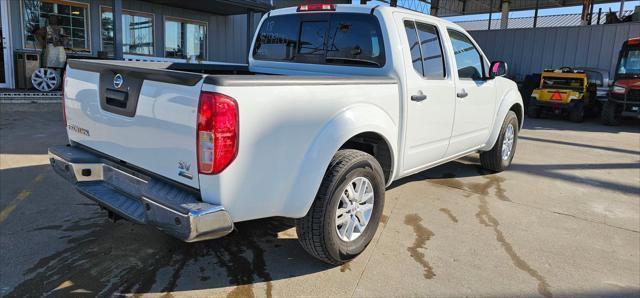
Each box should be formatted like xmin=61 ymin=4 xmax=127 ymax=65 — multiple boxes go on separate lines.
xmin=296 ymin=149 xmax=385 ymax=265
xmin=569 ymin=102 xmax=585 ymax=122
xmin=527 ymin=104 xmax=541 ymax=118
xmin=480 ymin=111 xmax=519 ymax=173
xmin=601 ymin=101 xmax=620 ymax=126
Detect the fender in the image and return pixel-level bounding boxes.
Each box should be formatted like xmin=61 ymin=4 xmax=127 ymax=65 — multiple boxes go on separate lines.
xmin=279 ymin=103 xmax=398 ymax=218
xmin=481 ymin=79 xmax=524 ymax=152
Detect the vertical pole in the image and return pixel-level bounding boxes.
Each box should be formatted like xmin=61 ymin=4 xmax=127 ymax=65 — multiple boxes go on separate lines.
xmin=533 ymin=0 xmax=539 ymax=28
xmin=619 ymin=0 xmax=625 ymax=17
xmin=112 ymin=0 xmax=123 ymax=60
xmin=488 ymin=0 xmax=493 ymax=30
xmin=500 ymin=0 xmax=509 ymax=29
xmin=430 ymin=0 xmax=439 ymax=16
xmin=580 ymin=0 xmax=592 ymax=26
xmin=597 ymin=8 xmax=602 ymax=25
xmin=246 ymin=10 xmax=255 ymax=63
xmin=588 ymin=0 xmax=594 ymax=25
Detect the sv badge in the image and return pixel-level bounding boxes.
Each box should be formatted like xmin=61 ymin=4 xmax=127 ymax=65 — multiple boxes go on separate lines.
xmin=178 ymin=161 xmax=193 ymax=180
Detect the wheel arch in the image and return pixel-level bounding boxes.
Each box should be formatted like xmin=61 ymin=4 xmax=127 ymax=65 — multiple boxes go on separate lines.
xmin=280 ymin=103 xmax=398 ymax=219
xmin=481 ymin=86 xmax=524 ymax=152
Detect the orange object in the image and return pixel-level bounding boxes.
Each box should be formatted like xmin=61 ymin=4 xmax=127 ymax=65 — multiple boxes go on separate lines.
xmin=550 ymin=91 xmax=563 ymax=101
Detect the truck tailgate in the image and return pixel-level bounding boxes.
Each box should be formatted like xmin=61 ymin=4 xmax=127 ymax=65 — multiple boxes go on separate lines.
xmin=64 ymin=60 xmax=205 ymax=189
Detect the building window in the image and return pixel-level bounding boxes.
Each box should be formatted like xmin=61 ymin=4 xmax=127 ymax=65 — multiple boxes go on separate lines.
xmin=101 ymin=7 xmax=154 ymax=56
xmin=22 ymin=0 xmax=90 ymax=51
xmin=164 ymin=18 xmax=206 ymax=59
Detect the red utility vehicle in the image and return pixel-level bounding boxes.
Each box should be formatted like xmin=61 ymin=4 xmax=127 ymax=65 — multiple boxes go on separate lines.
xmin=601 ymin=37 xmax=640 ymax=125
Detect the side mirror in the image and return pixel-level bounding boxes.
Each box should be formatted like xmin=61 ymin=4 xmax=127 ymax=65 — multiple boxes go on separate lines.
xmin=489 ymin=61 xmax=508 ymax=78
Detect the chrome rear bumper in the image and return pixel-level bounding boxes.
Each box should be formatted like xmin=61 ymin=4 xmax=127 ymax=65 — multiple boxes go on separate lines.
xmin=48 ymin=145 xmax=234 ymax=242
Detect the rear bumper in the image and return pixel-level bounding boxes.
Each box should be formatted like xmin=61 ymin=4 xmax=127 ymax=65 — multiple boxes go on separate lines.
xmin=48 ymin=145 xmax=233 ymax=242
xmin=530 ymin=98 xmax=579 ymax=109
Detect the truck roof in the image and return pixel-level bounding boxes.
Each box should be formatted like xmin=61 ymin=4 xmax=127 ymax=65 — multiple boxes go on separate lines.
xmin=268 ymin=4 xmax=462 ymax=30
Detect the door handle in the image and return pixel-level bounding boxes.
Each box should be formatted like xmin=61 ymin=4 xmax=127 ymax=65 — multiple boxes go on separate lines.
xmin=457 ymin=89 xmax=468 ymax=98
xmin=411 ymin=91 xmax=427 ymax=102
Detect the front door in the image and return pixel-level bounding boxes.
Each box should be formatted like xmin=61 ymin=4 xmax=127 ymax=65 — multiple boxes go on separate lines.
xmin=398 ymin=16 xmax=456 ymax=174
xmin=445 ymin=29 xmax=496 ymax=155
xmin=0 ymin=0 xmax=13 ymax=89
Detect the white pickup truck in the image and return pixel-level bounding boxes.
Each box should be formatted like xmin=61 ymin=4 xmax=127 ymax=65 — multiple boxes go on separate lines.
xmin=50 ymin=4 xmax=523 ymax=264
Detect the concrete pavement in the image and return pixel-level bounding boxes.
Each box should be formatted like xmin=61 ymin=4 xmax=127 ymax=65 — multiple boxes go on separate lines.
xmin=1 ymin=104 xmax=638 ymax=297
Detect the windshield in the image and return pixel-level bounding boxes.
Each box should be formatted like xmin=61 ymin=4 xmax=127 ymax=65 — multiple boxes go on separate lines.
xmin=541 ymin=77 xmax=585 ymax=91
xmin=616 ymin=45 xmax=640 ymax=78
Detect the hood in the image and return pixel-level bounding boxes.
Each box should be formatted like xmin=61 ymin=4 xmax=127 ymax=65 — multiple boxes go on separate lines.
xmin=614 ymin=79 xmax=640 ymax=90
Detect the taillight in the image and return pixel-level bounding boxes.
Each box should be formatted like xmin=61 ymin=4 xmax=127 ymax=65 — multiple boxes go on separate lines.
xmin=197 ymin=92 xmax=239 ymax=174
xmin=297 ymin=4 xmax=336 ymax=12
xmin=61 ymin=71 xmax=67 ymax=127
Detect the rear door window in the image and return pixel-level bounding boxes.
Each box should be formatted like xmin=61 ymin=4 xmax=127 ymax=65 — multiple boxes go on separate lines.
xmin=253 ymin=13 xmax=385 ymax=67
xmin=403 ymin=21 xmax=423 ymax=75
xmin=415 ymin=22 xmax=446 ymax=79
xmin=403 ymin=20 xmax=446 ymax=79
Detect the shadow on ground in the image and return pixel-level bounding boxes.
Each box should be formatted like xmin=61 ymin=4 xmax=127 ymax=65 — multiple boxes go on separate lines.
xmin=1 ymin=164 xmax=332 ymax=297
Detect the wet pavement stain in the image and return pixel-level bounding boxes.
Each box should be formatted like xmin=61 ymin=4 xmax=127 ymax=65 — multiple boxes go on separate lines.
xmin=475 ymin=195 xmax=552 ymax=298
xmin=380 ymin=214 xmax=389 ymax=225
xmin=5 ymin=208 xmax=301 ymax=298
xmin=438 ymin=208 xmax=458 ymax=223
xmin=404 ymin=214 xmax=436 ymax=280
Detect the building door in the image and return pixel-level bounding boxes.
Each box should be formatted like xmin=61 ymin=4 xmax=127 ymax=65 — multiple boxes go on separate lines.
xmin=0 ymin=0 xmax=14 ymax=89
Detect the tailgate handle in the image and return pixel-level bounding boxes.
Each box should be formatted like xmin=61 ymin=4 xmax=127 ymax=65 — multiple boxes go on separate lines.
xmin=105 ymin=88 xmax=129 ymax=108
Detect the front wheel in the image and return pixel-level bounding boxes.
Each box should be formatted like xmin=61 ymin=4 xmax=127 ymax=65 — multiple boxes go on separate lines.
xmin=480 ymin=111 xmax=519 ymax=172
xmin=296 ymin=149 xmax=385 ymax=265
xmin=601 ymin=101 xmax=620 ymax=126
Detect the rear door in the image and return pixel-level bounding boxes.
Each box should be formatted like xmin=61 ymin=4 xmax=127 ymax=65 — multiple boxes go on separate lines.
xmin=64 ymin=61 xmax=204 ymax=188
xmin=397 ymin=15 xmax=456 ymax=173
xmin=445 ymin=29 xmax=496 ymax=155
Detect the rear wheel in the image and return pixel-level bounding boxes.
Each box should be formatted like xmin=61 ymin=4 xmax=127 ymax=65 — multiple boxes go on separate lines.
xmin=569 ymin=102 xmax=585 ymax=122
xmin=296 ymin=149 xmax=385 ymax=265
xmin=601 ymin=101 xmax=620 ymax=126
xmin=480 ymin=111 xmax=519 ymax=172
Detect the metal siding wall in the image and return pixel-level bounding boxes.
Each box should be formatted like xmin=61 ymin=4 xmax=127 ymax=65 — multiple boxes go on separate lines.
xmin=469 ymin=23 xmax=640 ymax=81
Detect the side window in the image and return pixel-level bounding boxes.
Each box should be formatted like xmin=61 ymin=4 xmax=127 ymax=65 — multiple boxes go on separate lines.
xmin=448 ymin=29 xmax=484 ymax=80
xmin=415 ymin=22 xmax=446 ymax=79
xmin=403 ymin=21 xmax=423 ymax=75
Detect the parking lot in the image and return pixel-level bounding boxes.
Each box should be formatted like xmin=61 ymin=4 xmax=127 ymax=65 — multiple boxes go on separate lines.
xmin=0 ymin=103 xmax=638 ymax=297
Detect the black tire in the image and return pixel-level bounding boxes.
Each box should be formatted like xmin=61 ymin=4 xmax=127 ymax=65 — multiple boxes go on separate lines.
xmin=527 ymin=104 xmax=541 ymax=118
xmin=569 ymin=102 xmax=585 ymax=122
xmin=601 ymin=101 xmax=620 ymax=126
xmin=296 ymin=149 xmax=385 ymax=265
xmin=480 ymin=111 xmax=519 ymax=172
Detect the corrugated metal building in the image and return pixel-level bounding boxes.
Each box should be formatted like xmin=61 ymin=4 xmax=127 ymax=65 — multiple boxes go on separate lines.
xmin=457 ymin=10 xmax=636 ymax=31
xmin=469 ymin=22 xmax=640 ymax=81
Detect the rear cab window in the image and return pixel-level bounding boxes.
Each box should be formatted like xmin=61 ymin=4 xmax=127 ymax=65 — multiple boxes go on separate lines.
xmin=253 ymin=13 xmax=385 ymax=68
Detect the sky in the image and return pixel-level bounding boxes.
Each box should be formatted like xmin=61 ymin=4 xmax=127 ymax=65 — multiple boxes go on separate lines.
xmin=354 ymin=0 xmax=639 ymax=22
